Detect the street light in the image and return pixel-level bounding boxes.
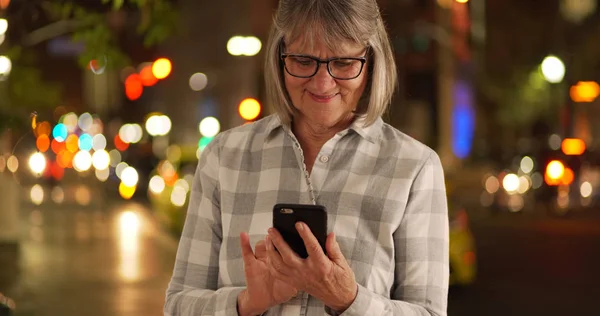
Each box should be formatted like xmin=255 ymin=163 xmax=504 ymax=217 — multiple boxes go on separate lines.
xmin=541 ymin=55 xmax=565 ymax=83
xmin=227 ymin=36 xmax=262 ymax=56
xmin=0 ymin=55 xmax=11 ymax=80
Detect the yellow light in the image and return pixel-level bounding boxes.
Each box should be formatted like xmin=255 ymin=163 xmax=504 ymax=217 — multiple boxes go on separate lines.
xmin=456 ymin=0 xmax=469 ymax=3
xmin=561 ymin=138 xmax=586 ymax=156
xmin=569 ymin=81 xmax=600 ymax=103
xmin=152 ymin=58 xmax=172 ymax=80
xmin=546 ymin=160 xmax=565 ymax=181
xmin=238 ymin=98 xmax=262 ymax=121
xmin=119 ymin=182 xmax=137 ymax=200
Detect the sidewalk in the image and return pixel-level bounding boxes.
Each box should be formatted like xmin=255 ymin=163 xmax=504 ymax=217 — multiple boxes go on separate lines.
xmin=0 ymin=197 xmax=178 ymax=316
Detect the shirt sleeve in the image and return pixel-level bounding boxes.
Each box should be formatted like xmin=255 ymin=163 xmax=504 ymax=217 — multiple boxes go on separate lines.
xmin=164 ymin=136 xmax=246 ymax=316
xmin=333 ymin=150 xmax=450 ymax=316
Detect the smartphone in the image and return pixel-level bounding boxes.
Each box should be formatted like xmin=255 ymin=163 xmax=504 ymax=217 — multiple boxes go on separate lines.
xmin=272 ymin=203 xmax=328 ymax=259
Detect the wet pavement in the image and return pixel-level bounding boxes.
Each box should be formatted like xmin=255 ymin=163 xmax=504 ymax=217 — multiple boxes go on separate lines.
xmin=0 ymin=195 xmax=177 ymax=316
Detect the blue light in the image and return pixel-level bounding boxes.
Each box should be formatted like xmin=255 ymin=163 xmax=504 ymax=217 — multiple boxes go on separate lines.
xmin=78 ymin=133 xmax=93 ymax=151
xmin=452 ymin=81 xmax=475 ymax=159
xmin=52 ymin=124 xmax=68 ymax=142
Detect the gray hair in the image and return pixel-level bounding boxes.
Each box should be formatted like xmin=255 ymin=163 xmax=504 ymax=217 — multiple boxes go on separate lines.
xmin=264 ymin=0 xmax=397 ymax=127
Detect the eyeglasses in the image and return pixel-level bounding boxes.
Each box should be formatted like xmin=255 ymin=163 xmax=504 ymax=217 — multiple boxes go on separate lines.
xmin=281 ymin=52 xmax=367 ymax=80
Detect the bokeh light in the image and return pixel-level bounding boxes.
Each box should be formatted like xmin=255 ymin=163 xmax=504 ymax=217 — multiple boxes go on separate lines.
xmin=109 ymin=150 xmax=122 ymax=167
xmin=95 ymin=168 xmax=110 ymax=182
xmin=29 ymin=152 xmax=46 ymax=175
xmin=145 ymin=115 xmax=171 ymax=136
xmin=7 ymin=155 xmax=18 ymax=172
xmin=92 ymin=134 xmax=107 ymax=151
xmin=52 ymin=123 xmax=68 ymax=142
xmin=66 ymin=134 xmax=79 ymax=153
xmin=149 ymin=175 xmax=165 ymax=194
xmin=140 ymin=64 xmax=158 ymax=86
xmin=30 ymin=185 xmax=44 ymax=206
xmin=170 ymin=186 xmax=187 ymax=207
xmin=541 ymin=55 xmax=565 ymax=83
xmin=152 ymin=58 xmax=172 ymax=79
xmin=73 ymin=151 xmax=92 ymax=172
xmin=199 ymin=116 xmax=220 ymax=137
xmin=57 ymin=150 xmax=74 ymax=168
xmin=78 ymin=133 xmax=93 ymax=151
xmin=78 ymin=113 xmax=94 ymax=131
xmin=92 ymin=150 xmax=110 ymax=170
xmin=62 ymin=112 xmax=79 ymax=133
xmin=198 ymin=136 xmax=214 ymax=151
xmin=189 ymin=73 xmax=208 ymax=91
xmin=119 ymin=182 xmax=136 ymax=200
xmin=125 ymin=73 xmax=144 ymax=101
xmin=114 ymin=135 xmax=129 ymax=151
xmin=502 ymin=173 xmax=520 ymax=194
xmin=520 ymin=156 xmax=534 ymax=174
xmin=116 ymin=162 xmax=129 ymax=179
xmin=238 ymin=98 xmax=261 ymax=121
xmin=35 ymin=121 xmax=52 ymax=137
xmin=36 ymin=134 xmax=50 ymax=153
xmin=51 ymin=186 xmax=65 ymax=204
xmin=121 ymin=167 xmax=139 ymax=187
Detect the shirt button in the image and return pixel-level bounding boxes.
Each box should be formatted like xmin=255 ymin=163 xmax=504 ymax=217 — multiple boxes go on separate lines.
xmin=320 ymin=155 xmax=330 ymax=163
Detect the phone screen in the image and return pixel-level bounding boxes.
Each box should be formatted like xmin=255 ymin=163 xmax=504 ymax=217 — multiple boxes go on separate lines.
xmin=272 ymin=203 xmax=328 ymax=258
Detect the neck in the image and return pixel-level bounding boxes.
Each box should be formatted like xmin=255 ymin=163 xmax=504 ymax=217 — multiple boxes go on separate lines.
xmin=291 ymin=115 xmax=354 ymax=149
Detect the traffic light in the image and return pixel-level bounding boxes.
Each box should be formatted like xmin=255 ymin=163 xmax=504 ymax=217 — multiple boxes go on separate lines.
xmin=238 ymin=98 xmax=261 ymax=121
xmin=569 ymin=81 xmax=599 ymax=103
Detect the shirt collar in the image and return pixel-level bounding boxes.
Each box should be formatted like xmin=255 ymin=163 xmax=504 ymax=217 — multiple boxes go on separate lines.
xmin=265 ymin=114 xmax=382 ymax=143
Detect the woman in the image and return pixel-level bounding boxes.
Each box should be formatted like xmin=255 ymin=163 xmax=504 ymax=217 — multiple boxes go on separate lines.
xmin=165 ymin=0 xmax=449 ymax=315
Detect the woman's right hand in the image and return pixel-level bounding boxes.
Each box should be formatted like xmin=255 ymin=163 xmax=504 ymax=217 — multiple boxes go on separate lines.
xmin=238 ymin=232 xmax=297 ymax=316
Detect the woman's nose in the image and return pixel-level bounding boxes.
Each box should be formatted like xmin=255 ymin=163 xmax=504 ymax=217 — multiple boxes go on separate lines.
xmin=310 ymin=64 xmax=336 ymax=90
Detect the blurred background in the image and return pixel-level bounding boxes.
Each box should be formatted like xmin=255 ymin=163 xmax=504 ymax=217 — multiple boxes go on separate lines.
xmin=0 ymin=0 xmax=599 ymax=315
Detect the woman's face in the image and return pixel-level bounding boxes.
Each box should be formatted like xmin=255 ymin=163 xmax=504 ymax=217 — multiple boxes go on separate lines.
xmin=283 ymin=39 xmax=368 ymax=129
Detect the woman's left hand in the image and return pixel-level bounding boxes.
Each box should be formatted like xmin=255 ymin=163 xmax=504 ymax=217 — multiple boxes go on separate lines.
xmin=265 ymin=223 xmax=358 ymax=313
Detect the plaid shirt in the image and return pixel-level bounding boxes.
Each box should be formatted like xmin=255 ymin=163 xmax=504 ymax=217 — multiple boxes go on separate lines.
xmin=165 ymin=115 xmax=449 ymax=316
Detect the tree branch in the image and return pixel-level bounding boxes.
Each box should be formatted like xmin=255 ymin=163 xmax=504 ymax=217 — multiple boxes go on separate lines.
xmin=21 ymin=20 xmax=83 ymax=47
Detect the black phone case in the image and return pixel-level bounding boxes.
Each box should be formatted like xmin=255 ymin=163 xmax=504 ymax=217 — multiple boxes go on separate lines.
xmin=272 ymin=203 xmax=328 ymax=259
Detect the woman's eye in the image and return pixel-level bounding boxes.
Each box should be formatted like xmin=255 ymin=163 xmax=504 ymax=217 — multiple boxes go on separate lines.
xmin=293 ymin=58 xmax=313 ymax=66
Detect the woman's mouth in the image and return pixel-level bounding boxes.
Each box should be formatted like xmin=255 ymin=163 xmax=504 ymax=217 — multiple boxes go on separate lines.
xmin=308 ymin=91 xmax=338 ymax=103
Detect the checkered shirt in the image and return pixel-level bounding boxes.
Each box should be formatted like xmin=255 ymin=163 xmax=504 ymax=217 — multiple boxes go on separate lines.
xmin=165 ymin=114 xmax=449 ymax=316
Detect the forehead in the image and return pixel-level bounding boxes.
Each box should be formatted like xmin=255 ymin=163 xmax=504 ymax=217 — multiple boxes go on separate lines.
xmin=285 ymin=37 xmax=365 ymax=57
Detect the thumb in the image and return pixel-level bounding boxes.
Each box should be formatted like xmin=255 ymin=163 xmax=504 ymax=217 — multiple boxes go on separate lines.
xmin=325 ymin=232 xmax=347 ymax=266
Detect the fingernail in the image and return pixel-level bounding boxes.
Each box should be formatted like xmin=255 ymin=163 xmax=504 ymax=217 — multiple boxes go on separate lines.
xmin=296 ymin=222 xmax=303 ymax=231
xmin=268 ymin=228 xmax=274 ymax=235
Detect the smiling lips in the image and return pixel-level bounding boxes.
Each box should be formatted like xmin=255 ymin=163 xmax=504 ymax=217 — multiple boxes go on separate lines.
xmin=308 ymin=91 xmax=338 ymax=103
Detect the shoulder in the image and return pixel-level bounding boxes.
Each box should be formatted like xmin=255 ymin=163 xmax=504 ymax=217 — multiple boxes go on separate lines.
xmin=377 ymin=122 xmax=439 ymax=166
xmin=201 ymin=115 xmax=280 ymax=161
xmin=208 ymin=115 xmax=279 ymax=149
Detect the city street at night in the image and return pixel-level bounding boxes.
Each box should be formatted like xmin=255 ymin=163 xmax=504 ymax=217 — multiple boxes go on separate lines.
xmin=1 ymin=189 xmax=600 ymax=315
xmin=449 ymin=207 xmax=600 ymax=316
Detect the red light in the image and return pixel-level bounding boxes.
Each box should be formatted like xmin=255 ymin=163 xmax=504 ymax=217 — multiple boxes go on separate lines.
xmin=114 ymin=135 xmax=129 ymax=151
xmin=125 ymin=74 xmax=144 ymax=101
xmin=140 ymin=65 xmax=158 ymax=86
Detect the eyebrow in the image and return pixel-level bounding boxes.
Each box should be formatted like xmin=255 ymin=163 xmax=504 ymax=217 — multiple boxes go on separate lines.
xmin=282 ymin=49 xmax=368 ymax=59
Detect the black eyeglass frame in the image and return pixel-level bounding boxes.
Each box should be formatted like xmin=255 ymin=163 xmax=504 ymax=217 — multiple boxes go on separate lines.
xmin=280 ymin=50 xmax=368 ymax=80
